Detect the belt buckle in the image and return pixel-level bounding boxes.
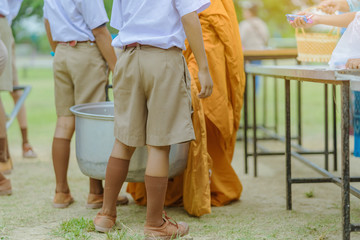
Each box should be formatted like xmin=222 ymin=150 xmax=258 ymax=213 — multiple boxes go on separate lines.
xmin=69 ymin=40 xmax=77 ymax=47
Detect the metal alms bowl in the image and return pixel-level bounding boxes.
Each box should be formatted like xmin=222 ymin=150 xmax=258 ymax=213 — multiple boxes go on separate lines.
xmin=70 ymin=102 xmax=189 ymax=182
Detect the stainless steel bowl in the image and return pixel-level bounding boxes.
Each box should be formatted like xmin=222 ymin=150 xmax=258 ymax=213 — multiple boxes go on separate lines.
xmin=70 ymin=102 xmax=189 ymax=182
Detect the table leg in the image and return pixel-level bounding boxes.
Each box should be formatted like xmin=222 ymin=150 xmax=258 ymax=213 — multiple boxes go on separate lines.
xmin=275 ymin=79 xmax=278 ymax=134
xmin=285 ymin=79 xmax=292 ymax=210
xmin=253 ymin=75 xmax=258 ymax=177
xmin=333 ymin=85 xmax=338 ymax=171
xmin=263 ymin=77 xmax=267 ymax=128
xmin=325 ymin=84 xmax=329 ymax=171
xmin=297 ymin=81 xmax=302 ymax=146
xmin=341 ymin=82 xmax=350 ymax=240
xmin=244 ymin=74 xmax=249 ymax=174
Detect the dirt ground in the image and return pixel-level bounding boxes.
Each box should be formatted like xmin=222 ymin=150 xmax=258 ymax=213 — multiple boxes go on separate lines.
xmin=2 ymin=132 xmax=360 ymax=240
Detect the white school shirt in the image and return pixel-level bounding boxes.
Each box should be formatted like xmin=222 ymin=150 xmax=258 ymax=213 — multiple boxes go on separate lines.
xmin=43 ymin=0 xmax=109 ymax=42
xmin=7 ymin=0 xmax=23 ymax=25
xmin=0 ymin=0 xmax=9 ymax=17
xmin=111 ymin=0 xmax=211 ymax=50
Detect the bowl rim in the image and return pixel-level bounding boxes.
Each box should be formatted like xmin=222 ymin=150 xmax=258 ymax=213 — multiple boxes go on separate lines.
xmin=70 ymin=102 xmax=114 ymax=121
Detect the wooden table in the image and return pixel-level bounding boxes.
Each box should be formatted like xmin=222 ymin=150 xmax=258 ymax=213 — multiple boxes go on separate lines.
xmin=243 ymin=48 xmax=298 ymax=61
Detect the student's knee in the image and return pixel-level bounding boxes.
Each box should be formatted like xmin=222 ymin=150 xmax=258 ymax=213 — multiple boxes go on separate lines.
xmin=111 ymin=139 xmax=136 ymax=160
xmin=147 ymin=145 xmax=170 ymax=160
xmin=147 ymin=145 xmax=170 ymax=153
xmin=10 ymin=89 xmax=21 ymax=102
xmin=54 ymin=116 xmax=75 ymax=139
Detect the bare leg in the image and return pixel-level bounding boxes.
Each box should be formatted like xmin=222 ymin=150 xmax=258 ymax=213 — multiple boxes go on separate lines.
xmin=0 ymin=99 xmax=7 ymax=139
xmin=0 ymin=99 xmax=8 ymax=163
xmin=0 ymin=172 xmax=5 ymax=182
xmin=11 ymin=88 xmax=37 ymax=158
xmin=0 ymin=171 xmax=11 ymax=196
xmin=11 ymin=41 xmax=36 ymax=158
xmin=89 ymin=178 xmax=103 ymax=195
xmin=10 ymin=91 xmax=27 ymax=130
xmin=145 ymin=145 xmax=170 ymax=177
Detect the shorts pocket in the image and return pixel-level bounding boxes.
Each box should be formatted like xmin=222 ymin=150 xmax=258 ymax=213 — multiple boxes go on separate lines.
xmin=181 ymin=55 xmax=191 ymax=89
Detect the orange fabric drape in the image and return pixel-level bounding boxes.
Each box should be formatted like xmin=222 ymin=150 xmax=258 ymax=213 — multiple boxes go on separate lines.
xmin=127 ymin=0 xmax=245 ymax=216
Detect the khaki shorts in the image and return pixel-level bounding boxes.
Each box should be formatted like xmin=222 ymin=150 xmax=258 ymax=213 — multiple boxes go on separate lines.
xmin=113 ymin=45 xmax=195 ymax=147
xmin=53 ymin=42 xmax=108 ymax=116
xmin=11 ymin=39 xmax=18 ymax=86
xmin=0 ymin=18 xmax=13 ymax=92
xmin=0 ymin=40 xmax=7 ymax=76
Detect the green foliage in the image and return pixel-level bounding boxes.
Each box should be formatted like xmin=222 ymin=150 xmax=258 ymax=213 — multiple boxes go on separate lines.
xmin=104 ymin=0 xmax=118 ymax=35
xmin=0 ymin=224 xmax=8 ymax=240
xmin=52 ymin=217 xmax=95 ymax=240
xmin=106 ymin=229 xmax=143 ymax=240
xmin=234 ymin=0 xmax=320 ymax=38
xmin=12 ymin=0 xmax=44 ymax=27
xmin=36 ymin=33 xmax=52 ymax=53
xmin=105 ymin=224 xmax=184 ymax=240
xmin=305 ymin=190 xmax=315 ymax=198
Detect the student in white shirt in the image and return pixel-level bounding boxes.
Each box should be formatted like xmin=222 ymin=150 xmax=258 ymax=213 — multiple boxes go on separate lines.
xmin=43 ymin=0 xmax=127 ymax=209
xmin=0 ymin=38 xmax=12 ymax=196
xmin=0 ymin=0 xmax=15 ymax=174
xmin=93 ymin=0 xmax=213 ymax=238
xmin=5 ymin=0 xmax=38 ymax=159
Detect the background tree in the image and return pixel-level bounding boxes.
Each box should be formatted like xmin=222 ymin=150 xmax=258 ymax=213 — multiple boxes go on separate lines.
xmin=235 ymin=0 xmax=321 ymax=38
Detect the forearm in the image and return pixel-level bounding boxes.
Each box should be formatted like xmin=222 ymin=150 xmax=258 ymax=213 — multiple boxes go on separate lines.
xmin=44 ymin=19 xmax=57 ymax=52
xmin=338 ymin=0 xmax=350 ymax=11
xmin=92 ymin=26 xmax=117 ymax=72
xmin=317 ymin=12 xmax=356 ymax=27
xmin=181 ymin=12 xmax=209 ymax=71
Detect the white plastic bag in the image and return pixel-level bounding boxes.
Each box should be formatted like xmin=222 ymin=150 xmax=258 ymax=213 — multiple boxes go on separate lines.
xmin=329 ymin=12 xmax=360 ymax=69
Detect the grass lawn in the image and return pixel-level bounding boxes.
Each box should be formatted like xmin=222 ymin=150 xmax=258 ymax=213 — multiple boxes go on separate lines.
xmin=1 ymin=65 xmax=360 ymax=240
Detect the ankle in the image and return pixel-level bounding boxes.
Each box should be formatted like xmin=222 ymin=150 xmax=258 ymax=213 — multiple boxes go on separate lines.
xmin=21 ymin=128 xmax=29 ymax=144
xmin=146 ymin=218 xmax=165 ymax=228
xmin=89 ymin=190 xmax=103 ymax=195
xmin=56 ymin=185 xmax=70 ymax=193
xmin=89 ymin=178 xmax=103 ymax=195
xmin=100 ymin=207 xmax=117 ymax=218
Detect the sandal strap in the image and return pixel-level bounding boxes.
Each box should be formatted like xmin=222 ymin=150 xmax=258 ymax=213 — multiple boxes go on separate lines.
xmin=163 ymin=211 xmax=178 ymax=228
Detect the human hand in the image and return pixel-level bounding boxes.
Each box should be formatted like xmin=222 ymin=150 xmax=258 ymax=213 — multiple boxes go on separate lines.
xmin=197 ymin=68 xmax=213 ymax=98
xmin=290 ymin=12 xmax=319 ymax=28
xmin=318 ymin=0 xmax=340 ymax=14
xmin=346 ymin=59 xmax=360 ymax=69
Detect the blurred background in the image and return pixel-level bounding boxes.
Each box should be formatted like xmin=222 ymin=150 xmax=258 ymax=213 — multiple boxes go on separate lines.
xmin=11 ymin=0 xmax=323 ymax=57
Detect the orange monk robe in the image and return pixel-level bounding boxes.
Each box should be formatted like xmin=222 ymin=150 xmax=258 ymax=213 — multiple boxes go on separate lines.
xmin=127 ymin=0 xmax=245 ymax=215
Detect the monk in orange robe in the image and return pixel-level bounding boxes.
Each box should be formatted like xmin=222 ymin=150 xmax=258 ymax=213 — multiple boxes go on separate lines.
xmin=127 ymin=0 xmax=245 ymax=216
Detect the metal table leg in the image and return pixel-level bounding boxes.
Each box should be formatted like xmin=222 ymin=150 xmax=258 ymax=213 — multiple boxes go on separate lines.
xmin=333 ymin=85 xmax=338 ymax=171
xmin=341 ymin=82 xmax=350 ymax=240
xmin=244 ymin=75 xmax=249 ymax=174
xmin=274 ymin=79 xmax=279 ymax=134
xmin=263 ymin=77 xmax=267 ymax=128
xmin=297 ymin=82 xmax=302 ymax=146
xmin=105 ymin=84 xmax=113 ymax=102
xmin=253 ymin=75 xmax=258 ymax=177
xmin=285 ymin=79 xmax=292 ymax=210
xmin=325 ymin=84 xmax=329 ymax=171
